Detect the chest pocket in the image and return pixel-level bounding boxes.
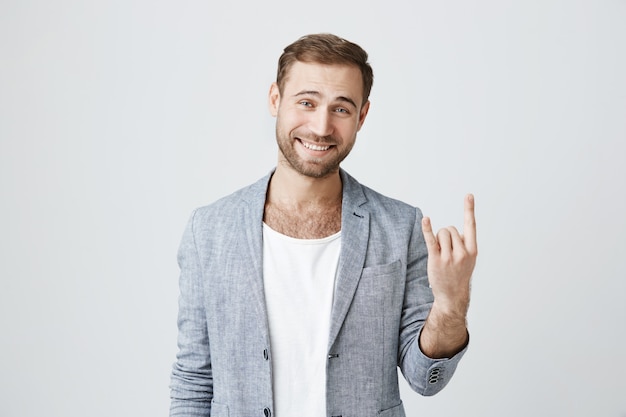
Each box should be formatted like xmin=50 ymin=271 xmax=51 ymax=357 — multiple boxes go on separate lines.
xmin=356 ymin=259 xmax=403 ymax=310
xmin=210 ymin=400 xmax=229 ymax=417
xmin=348 ymin=259 xmax=403 ymax=329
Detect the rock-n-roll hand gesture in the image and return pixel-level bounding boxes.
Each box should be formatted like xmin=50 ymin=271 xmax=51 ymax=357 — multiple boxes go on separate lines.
xmin=419 ymin=194 xmax=477 ymax=359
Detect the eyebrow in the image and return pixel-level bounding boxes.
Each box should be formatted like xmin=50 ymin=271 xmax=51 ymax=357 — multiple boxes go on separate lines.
xmin=293 ymin=90 xmax=358 ymax=109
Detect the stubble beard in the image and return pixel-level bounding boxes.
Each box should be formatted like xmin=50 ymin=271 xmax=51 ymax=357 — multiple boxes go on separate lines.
xmin=275 ymin=124 xmax=354 ymax=179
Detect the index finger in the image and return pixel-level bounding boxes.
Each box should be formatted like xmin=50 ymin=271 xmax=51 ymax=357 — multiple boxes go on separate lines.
xmin=464 ymin=194 xmax=477 ymax=254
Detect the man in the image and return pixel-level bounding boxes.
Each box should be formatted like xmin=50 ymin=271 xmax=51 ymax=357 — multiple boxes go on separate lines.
xmin=170 ymin=33 xmax=476 ymax=417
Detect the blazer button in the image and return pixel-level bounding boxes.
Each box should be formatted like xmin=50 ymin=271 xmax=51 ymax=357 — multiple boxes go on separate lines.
xmin=264 ymin=407 xmax=272 ymax=417
xmin=428 ymin=367 xmax=441 ymax=384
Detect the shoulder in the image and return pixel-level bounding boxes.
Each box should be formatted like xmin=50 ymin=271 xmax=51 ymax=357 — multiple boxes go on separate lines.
xmin=341 ymin=170 xmax=426 ymax=255
xmin=191 ymin=170 xmax=272 ymax=225
xmin=341 ymin=169 xmax=422 ymax=220
xmin=363 ymin=184 xmax=420 ymax=216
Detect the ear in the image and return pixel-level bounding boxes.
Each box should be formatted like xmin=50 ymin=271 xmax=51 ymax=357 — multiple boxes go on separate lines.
xmin=268 ymin=82 xmax=281 ymax=117
xmin=356 ymin=100 xmax=370 ymax=131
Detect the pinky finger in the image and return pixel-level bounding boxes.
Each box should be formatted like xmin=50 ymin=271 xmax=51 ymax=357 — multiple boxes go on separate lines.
xmin=422 ymin=216 xmax=440 ymax=253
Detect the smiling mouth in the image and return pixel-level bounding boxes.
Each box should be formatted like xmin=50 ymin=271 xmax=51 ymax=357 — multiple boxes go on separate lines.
xmin=300 ymin=140 xmax=332 ymax=151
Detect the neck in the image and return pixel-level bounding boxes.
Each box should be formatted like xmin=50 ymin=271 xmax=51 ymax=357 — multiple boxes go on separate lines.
xmin=267 ymin=164 xmax=343 ymax=208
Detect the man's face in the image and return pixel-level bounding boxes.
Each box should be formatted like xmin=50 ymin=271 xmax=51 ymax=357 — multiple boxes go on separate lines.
xmin=268 ymin=61 xmax=370 ymax=179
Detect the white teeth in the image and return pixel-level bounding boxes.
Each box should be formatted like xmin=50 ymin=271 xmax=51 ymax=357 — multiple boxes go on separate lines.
xmin=302 ymin=141 xmax=330 ymax=151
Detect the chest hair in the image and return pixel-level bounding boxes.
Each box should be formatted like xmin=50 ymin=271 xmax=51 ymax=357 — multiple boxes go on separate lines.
xmin=263 ymin=201 xmax=342 ymax=239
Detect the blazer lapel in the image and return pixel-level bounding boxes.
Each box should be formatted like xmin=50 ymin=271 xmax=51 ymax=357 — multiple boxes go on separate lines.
xmin=239 ymin=169 xmax=370 ymax=348
xmin=240 ymin=171 xmax=274 ymax=341
xmin=327 ymin=169 xmax=370 ymax=349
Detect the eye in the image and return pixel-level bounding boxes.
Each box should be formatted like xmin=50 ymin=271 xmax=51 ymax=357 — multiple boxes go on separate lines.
xmin=299 ymin=100 xmax=313 ymax=107
xmin=334 ymin=107 xmax=349 ymax=114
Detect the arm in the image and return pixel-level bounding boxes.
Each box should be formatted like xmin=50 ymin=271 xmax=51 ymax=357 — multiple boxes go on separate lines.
xmin=419 ymin=194 xmax=476 ymax=358
xmin=170 ymin=210 xmax=213 ymax=417
xmin=399 ymin=195 xmax=476 ymax=396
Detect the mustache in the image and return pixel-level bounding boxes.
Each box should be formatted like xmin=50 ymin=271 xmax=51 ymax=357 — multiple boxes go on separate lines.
xmin=293 ymin=131 xmax=338 ymax=145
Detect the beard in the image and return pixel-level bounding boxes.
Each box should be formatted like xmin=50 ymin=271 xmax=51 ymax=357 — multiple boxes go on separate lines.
xmin=275 ymin=124 xmax=355 ymax=179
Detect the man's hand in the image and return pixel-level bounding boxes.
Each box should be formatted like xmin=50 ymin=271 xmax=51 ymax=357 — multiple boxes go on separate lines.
xmin=419 ymin=194 xmax=477 ymax=358
xmin=422 ymin=194 xmax=477 ymax=315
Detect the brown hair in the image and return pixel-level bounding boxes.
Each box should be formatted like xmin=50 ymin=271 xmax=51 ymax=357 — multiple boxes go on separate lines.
xmin=276 ymin=33 xmax=374 ymax=105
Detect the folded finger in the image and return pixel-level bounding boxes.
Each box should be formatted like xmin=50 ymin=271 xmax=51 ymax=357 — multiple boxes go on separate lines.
xmin=447 ymin=226 xmax=465 ymax=253
xmin=436 ymin=228 xmax=452 ymax=258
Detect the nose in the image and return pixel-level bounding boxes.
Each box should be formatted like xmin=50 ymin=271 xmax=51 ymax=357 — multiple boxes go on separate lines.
xmin=308 ymin=108 xmax=334 ymax=138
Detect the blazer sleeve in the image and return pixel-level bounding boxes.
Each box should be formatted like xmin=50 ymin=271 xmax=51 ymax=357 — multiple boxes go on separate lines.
xmin=170 ymin=210 xmax=213 ymax=416
xmin=398 ymin=208 xmax=468 ymax=396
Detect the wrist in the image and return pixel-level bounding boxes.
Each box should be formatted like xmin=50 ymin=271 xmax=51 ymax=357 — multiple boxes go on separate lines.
xmin=430 ymin=297 xmax=469 ymax=320
xmin=420 ymin=312 xmax=468 ymax=358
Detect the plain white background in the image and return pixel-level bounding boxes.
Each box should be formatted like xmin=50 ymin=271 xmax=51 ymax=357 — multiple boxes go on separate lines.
xmin=1 ymin=0 xmax=625 ymax=415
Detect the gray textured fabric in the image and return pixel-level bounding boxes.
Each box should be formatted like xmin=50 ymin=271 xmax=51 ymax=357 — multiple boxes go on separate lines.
xmin=170 ymin=169 xmax=467 ymax=417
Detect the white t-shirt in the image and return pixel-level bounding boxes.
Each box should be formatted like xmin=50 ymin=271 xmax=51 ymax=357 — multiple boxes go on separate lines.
xmin=262 ymin=223 xmax=341 ymax=417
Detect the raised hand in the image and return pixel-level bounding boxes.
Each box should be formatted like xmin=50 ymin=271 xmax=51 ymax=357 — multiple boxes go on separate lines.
xmin=419 ymin=194 xmax=477 ymax=358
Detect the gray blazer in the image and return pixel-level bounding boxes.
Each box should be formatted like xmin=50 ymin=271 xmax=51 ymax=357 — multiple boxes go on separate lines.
xmin=170 ymin=169 xmax=467 ymax=417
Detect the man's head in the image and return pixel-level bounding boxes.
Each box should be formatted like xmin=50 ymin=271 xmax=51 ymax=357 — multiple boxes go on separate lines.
xmin=269 ymin=34 xmax=373 ymax=179
xmin=276 ymin=33 xmax=373 ymax=106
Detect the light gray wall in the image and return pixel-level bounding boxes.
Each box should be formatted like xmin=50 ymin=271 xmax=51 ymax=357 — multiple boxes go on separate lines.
xmin=1 ymin=1 xmax=625 ymax=416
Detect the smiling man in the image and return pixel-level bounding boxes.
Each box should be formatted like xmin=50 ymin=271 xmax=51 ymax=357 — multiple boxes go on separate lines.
xmin=170 ymin=33 xmax=477 ymax=417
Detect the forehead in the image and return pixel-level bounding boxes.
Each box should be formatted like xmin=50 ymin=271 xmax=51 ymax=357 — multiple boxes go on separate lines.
xmin=282 ymin=61 xmax=364 ymax=102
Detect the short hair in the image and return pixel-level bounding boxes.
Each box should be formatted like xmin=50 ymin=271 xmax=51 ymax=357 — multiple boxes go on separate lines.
xmin=276 ymin=33 xmax=374 ymax=105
